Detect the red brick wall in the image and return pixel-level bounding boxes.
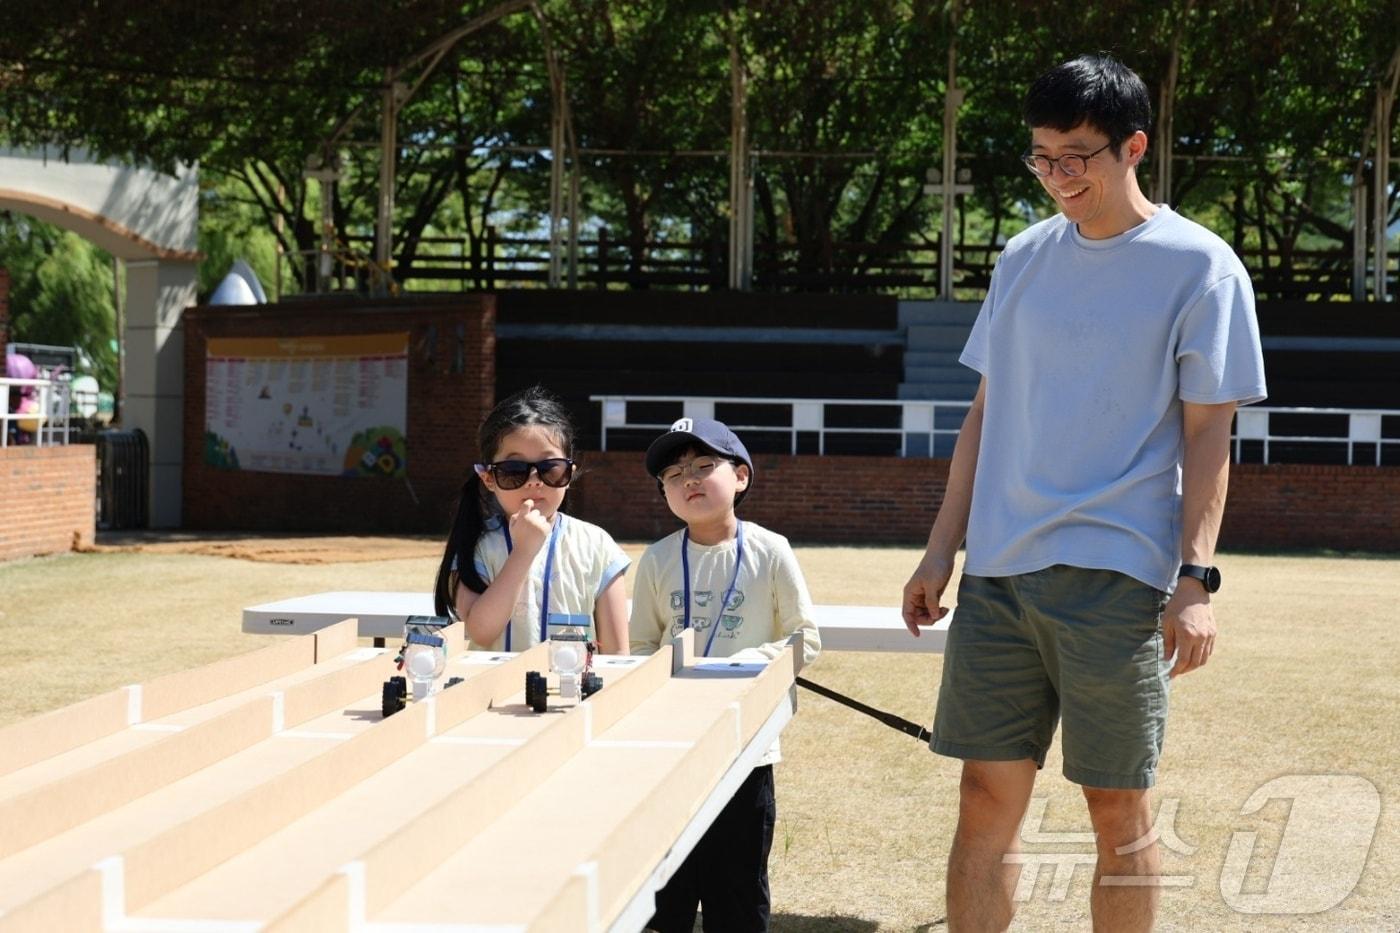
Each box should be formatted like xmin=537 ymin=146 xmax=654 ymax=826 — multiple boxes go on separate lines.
xmin=182 ymin=296 xmax=495 ymax=533
xmin=0 ymin=445 xmax=96 ymax=561
xmin=567 ymin=450 xmax=1400 ymax=552
xmin=1222 ymin=463 xmax=1400 ymax=550
xmin=567 ymin=450 xmax=949 ymax=544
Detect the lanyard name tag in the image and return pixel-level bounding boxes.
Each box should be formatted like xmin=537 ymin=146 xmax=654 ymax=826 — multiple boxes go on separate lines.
xmin=682 ymin=521 xmax=745 ymax=657
xmin=502 ymin=515 xmax=564 ymax=651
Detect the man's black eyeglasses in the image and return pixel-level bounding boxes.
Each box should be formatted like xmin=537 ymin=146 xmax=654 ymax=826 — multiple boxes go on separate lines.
xmin=1021 ymin=142 xmax=1113 ymax=178
xmin=476 ymin=458 xmax=575 ymax=490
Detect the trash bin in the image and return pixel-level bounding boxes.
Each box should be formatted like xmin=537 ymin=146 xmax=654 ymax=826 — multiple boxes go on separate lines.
xmin=97 ymin=429 xmax=148 ymax=529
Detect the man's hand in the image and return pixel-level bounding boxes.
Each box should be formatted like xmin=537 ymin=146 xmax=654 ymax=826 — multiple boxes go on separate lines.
xmin=902 ymin=553 xmax=954 ymax=637
xmin=508 ymin=499 xmax=551 ymax=555
xmin=1163 ymin=579 xmax=1216 ymax=677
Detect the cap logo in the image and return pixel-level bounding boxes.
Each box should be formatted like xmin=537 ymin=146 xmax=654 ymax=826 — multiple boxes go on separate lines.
xmin=670 ymin=418 xmax=693 ymax=433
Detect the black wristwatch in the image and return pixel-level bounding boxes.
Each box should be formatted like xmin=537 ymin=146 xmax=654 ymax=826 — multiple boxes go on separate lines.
xmin=1179 ymin=564 xmax=1221 ymax=593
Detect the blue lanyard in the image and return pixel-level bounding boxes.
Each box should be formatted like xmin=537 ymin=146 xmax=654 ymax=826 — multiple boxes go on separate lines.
xmin=681 ymin=521 xmax=745 ymax=657
xmin=501 ymin=514 xmax=562 ymax=651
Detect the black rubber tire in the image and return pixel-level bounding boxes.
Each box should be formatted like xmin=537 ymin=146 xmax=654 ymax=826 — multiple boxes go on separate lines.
xmin=581 ymin=672 xmax=603 ymax=699
xmin=527 ymin=671 xmax=549 ymax=713
xmin=381 ymin=677 xmax=407 ymax=718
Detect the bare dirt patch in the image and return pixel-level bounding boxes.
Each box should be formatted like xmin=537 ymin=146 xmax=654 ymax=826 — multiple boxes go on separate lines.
xmin=90 ymin=531 xmax=446 ymax=564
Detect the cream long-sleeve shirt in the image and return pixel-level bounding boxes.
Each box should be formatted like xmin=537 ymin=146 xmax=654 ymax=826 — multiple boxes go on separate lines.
xmin=629 ymin=521 xmax=821 ymax=765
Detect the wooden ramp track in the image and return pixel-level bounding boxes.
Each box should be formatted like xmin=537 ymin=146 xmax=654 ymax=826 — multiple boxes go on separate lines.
xmin=0 ymin=622 xmax=802 ymax=932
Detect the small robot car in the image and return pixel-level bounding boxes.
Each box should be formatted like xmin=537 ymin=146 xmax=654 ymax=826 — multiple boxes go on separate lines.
xmin=382 ymin=615 xmax=464 ymax=718
xmin=525 ymin=614 xmax=604 ymax=713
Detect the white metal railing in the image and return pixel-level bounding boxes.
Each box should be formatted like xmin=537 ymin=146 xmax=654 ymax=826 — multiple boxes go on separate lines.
xmin=591 ymin=394 xmax=972 ymax=457
xmin=1 ymin=377 xmax=72 ymax=447
xmin=1234 ymin=406 xmax=1400 ymax=466
xmin=593 ymin=396 xmax=1399 ymax=466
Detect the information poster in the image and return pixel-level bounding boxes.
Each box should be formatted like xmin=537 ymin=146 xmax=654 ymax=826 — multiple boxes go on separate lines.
xmin=203 ymin=333 xmax=409 ymax=478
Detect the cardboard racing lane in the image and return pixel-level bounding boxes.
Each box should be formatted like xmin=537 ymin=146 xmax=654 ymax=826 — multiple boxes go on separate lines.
xmin=0 ymin=619 xmax=801 ymax=932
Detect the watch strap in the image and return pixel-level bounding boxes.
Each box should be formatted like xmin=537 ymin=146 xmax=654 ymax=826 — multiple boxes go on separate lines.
xmin=1178 ymin=563 xmax=1220 ymax=592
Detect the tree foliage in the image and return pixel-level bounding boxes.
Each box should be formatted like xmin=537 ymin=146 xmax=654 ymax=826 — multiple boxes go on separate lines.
xmin=0 ymin=213 xmax=117 ymax=388
xmin=0 ymin=0 xmax=1396 ymax=300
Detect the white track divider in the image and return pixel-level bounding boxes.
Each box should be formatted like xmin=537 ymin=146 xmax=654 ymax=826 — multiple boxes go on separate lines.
xmin=0 ymin=622 xmax=431 ymax=930
xmin=264 ymin=643 xmax=678 ymax=932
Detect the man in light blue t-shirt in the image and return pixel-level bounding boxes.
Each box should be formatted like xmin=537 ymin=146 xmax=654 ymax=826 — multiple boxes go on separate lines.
xmin=901 ymin=54 xmax=1266 ymax=931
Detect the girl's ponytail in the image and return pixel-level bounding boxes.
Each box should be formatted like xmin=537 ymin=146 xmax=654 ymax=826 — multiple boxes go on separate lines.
xmin=433 ymin=473 xmax=491 ymax=617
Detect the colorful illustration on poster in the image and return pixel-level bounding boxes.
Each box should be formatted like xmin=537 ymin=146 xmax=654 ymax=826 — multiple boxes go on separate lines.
xmin=204 ymin=431 xmax=240 ymax=470
xmin=344 ymin=426 xmax=407 ymax=478
xmin=203 ymin=333 xmax=409 ymax=477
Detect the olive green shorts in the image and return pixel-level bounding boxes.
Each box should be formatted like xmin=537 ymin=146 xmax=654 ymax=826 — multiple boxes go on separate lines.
xmin=930 ymin=565 xmax=1170 ymax=789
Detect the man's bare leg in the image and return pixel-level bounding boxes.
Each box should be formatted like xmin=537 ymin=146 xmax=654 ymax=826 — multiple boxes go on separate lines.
xmin=946 ymin=759 xmax=1038 ymax=932
xmin=1082 ymin=786 xmax=1158 ymax=932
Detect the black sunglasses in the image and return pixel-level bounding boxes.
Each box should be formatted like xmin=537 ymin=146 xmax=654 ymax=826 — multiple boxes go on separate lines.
xmin=476 ymin=458 xmax=575 ymax=490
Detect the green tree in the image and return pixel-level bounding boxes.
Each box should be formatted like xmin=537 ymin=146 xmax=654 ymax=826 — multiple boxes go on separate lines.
xmin=197 ymin=176 xmax=286 ymax=300
xmin=742 ymin=0 xmax=946 ymax=285
xmin=0 ymin=213 xmax=117 ymax=389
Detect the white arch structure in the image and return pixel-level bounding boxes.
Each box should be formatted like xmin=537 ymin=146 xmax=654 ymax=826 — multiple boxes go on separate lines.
xmin=0 ymin=147 xmax=199 ymax=527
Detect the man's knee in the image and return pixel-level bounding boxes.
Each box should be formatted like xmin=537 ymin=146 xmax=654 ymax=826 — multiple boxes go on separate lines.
xmin=957 ymin=760 xmax=1037 ymax=832
xmin=1082 ymin=786 xmax=1154 ymax=853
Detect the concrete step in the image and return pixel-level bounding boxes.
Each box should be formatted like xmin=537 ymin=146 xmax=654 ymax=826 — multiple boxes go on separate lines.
xmin=903 ymin=366 xmax=980 ymax=385
xmin=897 ymin=301 xmax=981 ymax=327
xmin=906 ymin=323 xmax=973 ymax=351
xmin=903 ymin=350 xmax=964 ymax=369
xmin=898 ymin=381 xmax=979 ymax=402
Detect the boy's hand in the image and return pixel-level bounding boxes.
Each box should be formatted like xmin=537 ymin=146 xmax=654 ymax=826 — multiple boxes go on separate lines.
xmin=509 ymin=499 xmax=551 ymax=555
xmin=902 ymin=553 xmax=953 ymax=636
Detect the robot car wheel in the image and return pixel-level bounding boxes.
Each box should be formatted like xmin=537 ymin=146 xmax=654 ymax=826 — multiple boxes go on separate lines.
xmin=381 ymin=675 xmax=408 ymax=719
xmin=525 ymin=671 xmax=549 ymax=713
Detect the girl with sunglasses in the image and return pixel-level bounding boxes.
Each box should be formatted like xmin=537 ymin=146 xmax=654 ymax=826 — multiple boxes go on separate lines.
xmin=433 ymin=386 xmax=630 ymax=654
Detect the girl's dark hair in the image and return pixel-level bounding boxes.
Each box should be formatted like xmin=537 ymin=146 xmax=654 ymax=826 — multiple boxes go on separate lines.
xmin=432 ymin=386 xmax=576 ymax=618
xmin=1022 ymin=54 xmax=1152 ymax=154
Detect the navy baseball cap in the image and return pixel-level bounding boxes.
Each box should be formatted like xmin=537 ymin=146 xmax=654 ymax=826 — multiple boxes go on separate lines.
xmin=645 ymin=417 xmax=754 ymax=502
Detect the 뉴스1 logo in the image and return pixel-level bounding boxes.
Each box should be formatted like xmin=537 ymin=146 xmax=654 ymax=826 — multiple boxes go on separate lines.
xmin=1004 ymin=773 xmax=1382 ymax=915
xmin=269 ymin=618 xmax=295 ymax=626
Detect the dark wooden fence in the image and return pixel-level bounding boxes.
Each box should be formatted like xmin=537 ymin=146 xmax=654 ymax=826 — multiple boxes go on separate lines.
xmin=339 ymin=230 xmax=1396 ymax=303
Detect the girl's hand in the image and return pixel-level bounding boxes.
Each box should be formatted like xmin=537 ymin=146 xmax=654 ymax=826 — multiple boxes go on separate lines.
xmin=509 ymin=499 xmax=551 ymax=555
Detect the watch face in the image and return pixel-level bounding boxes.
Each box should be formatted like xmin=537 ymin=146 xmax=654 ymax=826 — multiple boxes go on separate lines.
xmin=1204 ymin=566 xmax=1222 ymax=593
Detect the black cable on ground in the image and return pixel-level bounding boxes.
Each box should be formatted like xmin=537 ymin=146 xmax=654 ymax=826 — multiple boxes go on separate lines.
xmin=795 ymin=676 xmax=930 ymax=743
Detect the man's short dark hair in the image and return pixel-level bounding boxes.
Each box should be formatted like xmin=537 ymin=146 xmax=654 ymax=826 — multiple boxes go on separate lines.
xmin=1023 ymin=54 xmax=1152 ymax=155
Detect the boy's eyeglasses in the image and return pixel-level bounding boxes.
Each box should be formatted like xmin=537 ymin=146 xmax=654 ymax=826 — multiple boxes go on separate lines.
xmin=659 ymin=456 xmax=726 ymax=485
xmin=1021 ymin=141 xmax=1112 ymax=178
xmin=477 ymin=458 xmax=575 ymax=490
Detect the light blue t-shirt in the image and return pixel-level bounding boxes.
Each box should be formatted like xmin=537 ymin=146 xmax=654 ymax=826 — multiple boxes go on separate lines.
xmin=960 ymin=206 xmax=1267 ymax=592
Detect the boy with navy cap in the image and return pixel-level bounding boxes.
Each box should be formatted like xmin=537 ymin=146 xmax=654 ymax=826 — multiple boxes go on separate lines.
xmin=632 ymin=417 xmax=821 ymax=932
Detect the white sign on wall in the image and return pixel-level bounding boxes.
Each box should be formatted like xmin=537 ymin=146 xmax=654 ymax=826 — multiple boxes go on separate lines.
xmin=203 ymin=333 xmax=409 ymax=478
